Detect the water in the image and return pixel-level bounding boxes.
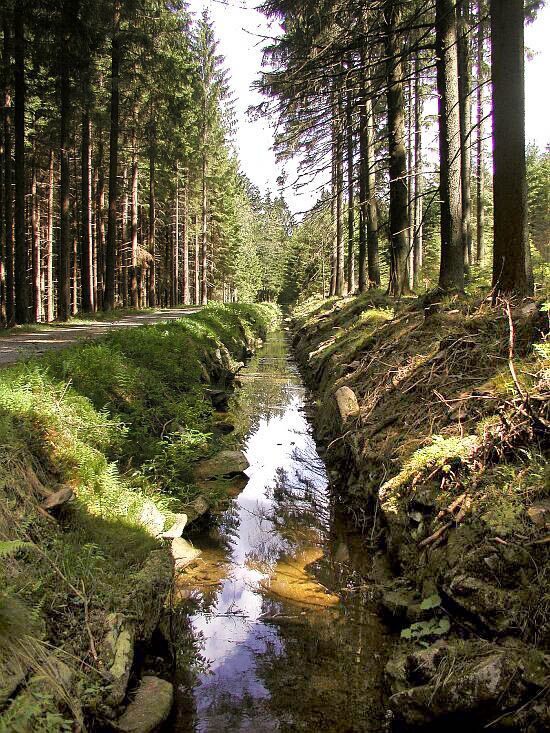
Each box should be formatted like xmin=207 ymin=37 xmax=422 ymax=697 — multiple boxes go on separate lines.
xmin=168 ymin=331 xmax=389 ymax=732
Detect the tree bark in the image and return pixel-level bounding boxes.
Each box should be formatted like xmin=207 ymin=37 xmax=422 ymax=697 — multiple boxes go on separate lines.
xmin=490 ymin=0 xmax=531 ymax=295
xmin=413 ymin=50 xmax=423 ymax=286
xmin=14 ymin=3 xmax=27 ymax=323
xmin=458 ymin=0 xmax=473 ymax=269
xmin=46 ymin=149 xmax=54 ymax=321
xmin=81 ymin=108 xmax=94 ymax=311
xmin=346 ymin=83 xmax=354 ymax=294
xmin=130 ymin=125 xmax=139 ymax=308
xmin=104 ymin=0 xmax=120 ymax=311
xmin=384 ymin=0 xmax=409 ymax=296
xmin=31 ymin=152 xmax=40 ymax=322
xmin=121 ymin=160 xmax=128 ymax=307
xmin=182 ymin=170 xmax=189 ymax=304
xmin=335 ymin=89 xmax=345 ymax=296
xmin=436 ymin=0 xmax=464 ymax=292
xmin=200 ymin=150 xmax=207 ymax=305
xmin=173 ymin=161 xmax=179 ymax=305
xmin=3 ymin=14 xmax=14 ymax=325
xmin=194 ymin=213 xmax=199 ymax=305
xmin=476 ymin=6 xmax=485 ymax=263
xmin=149 ymin=136 xmax=156 ymax=307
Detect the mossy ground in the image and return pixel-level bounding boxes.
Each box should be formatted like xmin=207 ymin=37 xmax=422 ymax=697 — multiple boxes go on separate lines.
xmin=293 ymin=291 xmax=550 ymax=727
xmin=0 ymin=302 xmax=279 ymax=731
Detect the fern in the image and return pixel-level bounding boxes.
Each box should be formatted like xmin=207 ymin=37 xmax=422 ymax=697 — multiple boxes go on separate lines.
xmin=0 ymin=540 xmax=35 ymax=558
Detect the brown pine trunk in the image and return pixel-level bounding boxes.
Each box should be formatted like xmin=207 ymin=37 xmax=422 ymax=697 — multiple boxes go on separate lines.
xmin=149 ymin=139 xmax=156 ymax=307
xmin=346 ymin=84 xmax=354 ymax=294
xmin=490 ymin=0 xmax=531 ymax=295
xmin=407 ymin=70 xmax=414 ymax=290
xmin=13 ymin=4 xmax=27 ymax=323
xmin=59 ymin=59 xmax=71 ymax=321
xmin=436 ymin=0 xmax=464 ymax=292
xmin=130 ymin=130 xmax=139 ymax=308
xmin=104 ymin=0 xmax=120 ymax=311
xmin=413 ymin=51 xmax=423 ymax=286
xmin=121 ymin=161 xmax=128 ymax=307
xmin=330 ymin=115 xmax=337 ymax=297
xmin=46 ymin=150 xmax=54 ymax=321
xmin=3 ymin=14 xmax=14 ymax=325
xmin=358 ymin=50 xmax=368 ymax=293
xmin=194 ymin=213 xmax=199 ymax=305
xmin=200 ymin=152 xmax=207 ymax=305
xmin=173 ymin=162 xmax=179 ymax=305
xmin=458 ymin=0 xmax=473 ymax=269
xmin=96 ymin=140 xmax=105 ymax=310
xmin=384 ymin=0 xmax=409 ymax=296
xmin=335 ymin=89 xmax=345 ymax=297
xmin=182 ymin=171 xmax=189 ymax=304
xmin=476 ymin=8 xmax=485 ymax=263
xmin=31 ymin=154 xmax=40 ymax=321
xmin=81 ymin=109 xmax=94 ymax=311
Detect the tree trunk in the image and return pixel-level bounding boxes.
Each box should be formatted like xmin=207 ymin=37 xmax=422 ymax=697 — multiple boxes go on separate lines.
xmin=358 ymin=49 xmax=368 ymax=293
xmin=476 ymin=7 xmax=485 ymax=263
xmin=149 ymin=138 xmax=156 ymax=307
xmin=182 ymin=171 xmax=189 ymax=304
xmin=13 ymin=4 xmax=27 ymax=323
xmin=59 ymin=57 xmax=71 ymax=321
xmin=200 ymin=151 xmax=207 ymax=305
xmin=3 ymin=14 xmax=14 ymax=325
xmin=104 ymin=0 xmax=120 ymax=311
xmin=31 ymin=153 xmax=40 ymax=321
xmin=173 ymin=162 xmax=179 ymax=305
xmin=384 ymin=0 xmax=409 ymax=296
xmin=121 ymin=161 xmax=128 ymax=307
xmin=458 ymin=0 xmax=473 ymax=269
xmin=130 ymin=128 xmax=139 ymax=308
xmin=46 ymin=149 xmax=54 ymax=321
xmin=436 ymin=0 xmax=464 ymax=292
xmin=330 ymin=112 xmax=337 ymax=297
xmin=194 ymin=213 xmax=199 ymax=305
xmin=413 ymin=50 xmax=423 ymax=287
xmin=490 ymin=0 xmax=531 ymax=295
xmin=335 ymin=89 xmax=345 ymax=296
xmin=81 ymin=108 xmax=94 ymax=311
xmin=96 ymin=140 xmax=105 ymax=310
xmin=365 ymin=88 xmax=379 ymax=287
xmin=346 ymin=83 xmax=354 ymax=294
xmin=407 ymin=70 xmax=414 ymax=290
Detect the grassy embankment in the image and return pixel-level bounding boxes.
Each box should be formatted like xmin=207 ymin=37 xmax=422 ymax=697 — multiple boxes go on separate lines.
xmin=0 ymin=302 xmax=278 ymax=731
xmin=293 ymin=291 xmax=550 ymax=728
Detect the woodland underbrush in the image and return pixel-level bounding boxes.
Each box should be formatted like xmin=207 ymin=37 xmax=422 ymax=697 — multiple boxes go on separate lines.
xmin=293 ymin=290 xmax=550 ymax=729
xmin=0 ymin=302 xmax=278 ymax=731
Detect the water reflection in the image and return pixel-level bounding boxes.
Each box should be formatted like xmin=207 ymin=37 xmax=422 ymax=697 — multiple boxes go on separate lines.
xmin=169 ymin=333 xmax=389 ymax=732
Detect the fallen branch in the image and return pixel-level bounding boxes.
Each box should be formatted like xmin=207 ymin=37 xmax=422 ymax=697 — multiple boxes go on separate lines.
xmin=419 ymin=522 xmax=452 ymax=548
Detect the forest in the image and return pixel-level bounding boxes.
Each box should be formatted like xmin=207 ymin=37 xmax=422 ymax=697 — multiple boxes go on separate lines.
xmin=2 ymin=0 xmax=550 ymax=732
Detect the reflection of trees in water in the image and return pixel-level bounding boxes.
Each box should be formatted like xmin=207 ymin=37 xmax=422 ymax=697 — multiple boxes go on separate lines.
xmin=253 ymin=591 xmax=389 ymax=732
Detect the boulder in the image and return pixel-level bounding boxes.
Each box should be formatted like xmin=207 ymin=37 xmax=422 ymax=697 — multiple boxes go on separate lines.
xmin=334 ymin=386 xmax=359 ymax=422
xmin=171 ymin=538 xmax=201 ymax=572
xmin=159 ymin=514 xmax=188 ymax=539
xmin=194 ymin=450 xmax=249 ymax=480
xmin=117 ymin=676 xmax=173 ymax=733
xmin=380 ymin=589 xmax=430 ymax=624
xmin=101 ymin=613 xmax=135 ymax=706
xmin=185 ymin=495 xmax=210 ymax=524
xmin=443 ymin=574 xmax=517 ymax=633
xmin=139 ymin=501 xmax=165 ymax=537
xmin=41 ymin=485 xmax=74 ymax=511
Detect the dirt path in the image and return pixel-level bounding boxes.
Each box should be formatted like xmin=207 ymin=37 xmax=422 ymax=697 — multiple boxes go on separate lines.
xmin=0 ymin=307 xmax=200 ymax=367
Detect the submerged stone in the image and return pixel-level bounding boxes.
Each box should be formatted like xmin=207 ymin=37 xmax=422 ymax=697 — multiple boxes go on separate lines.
xmin=194 ymin=450 xmax=249 ymax=480
xmin=117 ymin=676 xmax=173 ymax=733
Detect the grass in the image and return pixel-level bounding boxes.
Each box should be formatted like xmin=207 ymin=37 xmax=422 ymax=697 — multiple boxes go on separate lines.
xmin=0 ymin=301 xmax=279 ymax=729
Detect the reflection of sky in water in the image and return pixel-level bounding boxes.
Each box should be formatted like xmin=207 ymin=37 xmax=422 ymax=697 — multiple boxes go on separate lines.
xmin=188 ymin=345 xmax=329 ymax=728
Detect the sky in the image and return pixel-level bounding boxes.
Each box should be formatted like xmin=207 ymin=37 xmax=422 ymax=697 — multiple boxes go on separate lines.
xmin=188 ymin=0 xmax=550 ymax=216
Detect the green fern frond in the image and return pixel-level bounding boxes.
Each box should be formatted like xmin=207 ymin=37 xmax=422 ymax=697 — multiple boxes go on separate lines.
xmin=0 ymin=540 xmax=35 ymax=558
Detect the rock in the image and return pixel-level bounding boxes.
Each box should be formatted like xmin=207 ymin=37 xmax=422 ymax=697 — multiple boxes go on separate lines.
xmin=380 ymin=589 xmax=430 ymax=624
xmin=443 ymin=574 xmax=517 ymax=633
xmin=117 ymin=676 xmax=173 ymax=733
xmin=194 ymin=450 xmax=249 ymax=480
xmin=212 ymin=420 xmax=235 ymax=435
xmin=171 ymin=538 xmax=201 ymax=572
xmin=123 ymin=550 xmax=173 ymax=642
xmin=527 ymin=499 xmax=550 ymax=528
xmin=334 ymin=386 xmax=359 ymax=422
xmin=101 ymin=613 xmax=135 ymax=706
xmin=159 ymin=514 xmax=188 ymax=539
xmin=139 ymin=501 xmax=165 ymax=536
xmin=41 ymin=485 xmax=74 ymax=510
xmin=185 ymin=495 xmax=210 ymax=523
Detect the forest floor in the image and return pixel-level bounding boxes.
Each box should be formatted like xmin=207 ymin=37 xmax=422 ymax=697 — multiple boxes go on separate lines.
xmin=0 ymin=306 xmax=201 ymax=366
xmin=292 ymin=291 xmax=550 ymax=731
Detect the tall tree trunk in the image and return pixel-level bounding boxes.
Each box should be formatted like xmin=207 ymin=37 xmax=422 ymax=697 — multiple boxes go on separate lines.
xmin=490 ymin=0 xmax=531 ymax=295
xmin=436 ymin=0 xmax=464 ymax=292
xmin=358 ymin=49 xmax=368 ymax=293
xmin=149 ymin=137 xmax=156 ymax=307
xmin=173 ymin=162 xmax=179 ymax=305
xmin=31 ymin=152 xmax=40 ymax=321
xmin=413 ymin=50 xmax=423 ymax=286
xmin=200 ymin=151 xmax=207 ymax=305
xmin=407 ymin=70 xmax=414 ymax=289
xmin=130 ymin=126 xmax=139 ymax=308
xmin=476 ymin=7 xmax=485 ymax=263
xmin=59 ymin=59 xmax=71 ymax=321
xmin=3 ymin=14 xmax=14 ymax=325
xmin=458 ymin=0 xmax=473 ymax=270
xmin=330 ymin=111 xmax=337 ymax=297
xmin=366 ymin=90 xmax=379 ymax=286
xmin=384 ymin=0 xmax=409 ymax=296
xmin=81 ymin=108 xmax=94 ymax=312
xmin=13 ymin=4 xmax=27 ymax=323
xmin=346 ymin=83 xmax=354 ymax=294
xmin=104 ymin=0 xmax=120 ymax=311
xmin=194 ymin=213 xmax=199 ymax=305
xmin=182 ymin=170 xmax=189 ymax=304
xmin=335 ymin=89 xmax=345 ymax=296
xmin=121 ymin=161 xmax=128 ymax=307
xmin=96 ymin=139 xmax=105 ymax=310
xmin=46 ymin=149 xmax=54 ymax=321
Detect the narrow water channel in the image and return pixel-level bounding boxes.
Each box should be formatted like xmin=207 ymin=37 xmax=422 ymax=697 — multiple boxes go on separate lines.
xmin=168 ymin=331 xmax=389 ymax=732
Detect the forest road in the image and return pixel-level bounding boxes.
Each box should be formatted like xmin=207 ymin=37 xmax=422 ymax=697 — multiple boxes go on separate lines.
xmin=0 ymin=307 xmax=201 ymax=367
